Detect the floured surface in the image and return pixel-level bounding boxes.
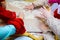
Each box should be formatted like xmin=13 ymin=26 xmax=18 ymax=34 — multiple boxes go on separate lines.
xmin=24 ymin=19 xmax=42 ymax=32
xmin=6 ymin=1 xmax=50 ymax=32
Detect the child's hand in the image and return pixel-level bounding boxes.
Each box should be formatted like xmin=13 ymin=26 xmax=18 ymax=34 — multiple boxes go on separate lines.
xmin=25 ymin=4 xmax=34 ymax=10
xmin=38 ymin=7 xmax=52 ymax=19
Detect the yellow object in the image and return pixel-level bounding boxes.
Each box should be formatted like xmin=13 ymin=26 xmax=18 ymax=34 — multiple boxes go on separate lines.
xmin=39 ymin=36 xmax=44 ymax=40
xmin=54 ymin=35 xmax=59 ymax=40
xmin=24 ymin=0 xmax=36 ymax=2
xmin=7 ymin=32 xmax=44 ymax=40
xmin=45 ymin=6 xmax=50 ymax=11
xmin=23 ymin=32 xmax=44 ymax=40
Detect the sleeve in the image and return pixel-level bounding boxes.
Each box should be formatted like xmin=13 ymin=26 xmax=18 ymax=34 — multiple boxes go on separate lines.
xmin=0 ymin=10 xmax=16 ymax=20
xmin=7 ymin=18 xmax=26 ymax=34
xmin=46 ymin=16 xmax=60 ymax=39
xmin=0 ymin=7 xmax=16 ymax=21
xmin=45 ymin=10 xmax=60 ymax=38
xmin=0 ymin=25 xmax=16 ymax=40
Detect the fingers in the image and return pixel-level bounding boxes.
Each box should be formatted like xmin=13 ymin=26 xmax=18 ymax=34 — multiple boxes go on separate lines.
xmin=24 ymin=4 xmax=34 ymax=10
xmin=18 ymin=12 xmax=24 ymax=19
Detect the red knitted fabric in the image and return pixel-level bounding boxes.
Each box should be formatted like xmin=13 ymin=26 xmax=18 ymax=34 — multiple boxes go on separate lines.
xmin=0 ymin=7 xmax=16 ymax=21
xmin=7 ymin=18 xmax=26 ymax=34
xmin=0 ymin=7 xmax=26 ymax=34
xmin=54 ymin=9 xmax=60 ymax=19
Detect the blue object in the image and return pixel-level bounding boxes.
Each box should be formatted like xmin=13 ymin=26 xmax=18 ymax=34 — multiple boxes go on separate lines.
xmin=51 ymin=3 xmax=58 ymax=12
xmin=0 ymin=25 xmax=16 ymax=40
xmin=15 ymin=36 xmax=33 ymax=40
xmin=58 ymin=5 xmax=60 ymax=14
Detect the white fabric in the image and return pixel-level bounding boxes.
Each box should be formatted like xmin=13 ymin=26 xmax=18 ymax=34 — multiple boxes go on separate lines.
xmin=39 ymin=8 xmax=60 ymax=38
xmin=46 ymin=15 xmax=60 ymax=39
xmin=43 ymin=33 xmax=55 ymax=40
